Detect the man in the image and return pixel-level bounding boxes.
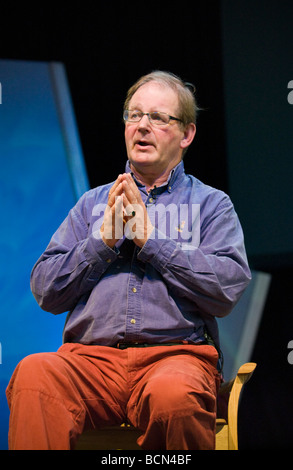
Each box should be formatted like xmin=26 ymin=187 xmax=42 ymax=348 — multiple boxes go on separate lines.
xmin=6 ymin=71 xmax=251 ymax=450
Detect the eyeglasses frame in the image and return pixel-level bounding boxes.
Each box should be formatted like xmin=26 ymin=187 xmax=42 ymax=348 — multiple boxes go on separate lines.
xmin=123 ymin=109 xmax=183 ymax=126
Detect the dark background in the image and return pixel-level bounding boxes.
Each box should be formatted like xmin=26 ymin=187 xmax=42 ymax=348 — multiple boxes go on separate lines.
xmin=0 ymin=3 xmax=228 ymax=192
xmin=1 ymin=1 xmax=292 ymax=449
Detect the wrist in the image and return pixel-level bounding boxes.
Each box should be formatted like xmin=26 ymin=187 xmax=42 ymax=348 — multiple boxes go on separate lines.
xmin=100 ymin=229 xmax=117 ymax=249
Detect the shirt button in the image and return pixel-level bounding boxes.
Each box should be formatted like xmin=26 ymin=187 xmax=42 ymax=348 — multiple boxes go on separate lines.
xmin=132 ymin=287 xmax=137 ymax=293
xmin=149 ymin=197 xmax=153 ymax=203
xmin=106 ymin=258 xmax=111 ymax=263
xmin=130 ymin=318 xmax=136 ymax=324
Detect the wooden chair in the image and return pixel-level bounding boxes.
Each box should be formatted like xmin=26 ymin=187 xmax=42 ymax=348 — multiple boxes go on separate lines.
xmin=215 ymin=362 xmax=256 ymax=450
xmin=75 ymin=362 xmax=256 ymax=451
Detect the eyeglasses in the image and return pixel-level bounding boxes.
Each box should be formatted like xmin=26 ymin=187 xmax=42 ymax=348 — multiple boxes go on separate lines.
xmin=123 ymin=109 xmax=183 ymax=127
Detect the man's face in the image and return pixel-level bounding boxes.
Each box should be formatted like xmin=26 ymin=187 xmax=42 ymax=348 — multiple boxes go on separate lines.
xmin=124 ymin=81 xmax=190 ymax=176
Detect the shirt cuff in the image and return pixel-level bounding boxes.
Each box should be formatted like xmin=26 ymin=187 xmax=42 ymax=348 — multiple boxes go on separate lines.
xmin=137 ymin=228 xmax=177 ymax=269
xmin=84 ymin=233 xmax=119 ymax=268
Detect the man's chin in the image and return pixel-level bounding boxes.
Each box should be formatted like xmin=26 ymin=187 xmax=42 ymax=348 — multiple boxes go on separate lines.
xmin=129 ymin=153 xmax=156 ymax=167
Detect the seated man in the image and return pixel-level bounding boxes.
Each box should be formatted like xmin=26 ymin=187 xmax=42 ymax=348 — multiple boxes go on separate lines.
xmin=6 ymin=71 xmax=251 ymax=450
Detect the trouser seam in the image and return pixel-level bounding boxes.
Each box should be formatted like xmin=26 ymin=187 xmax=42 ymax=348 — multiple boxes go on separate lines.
xmin=10 ymin=388 xmax=83 ymax=418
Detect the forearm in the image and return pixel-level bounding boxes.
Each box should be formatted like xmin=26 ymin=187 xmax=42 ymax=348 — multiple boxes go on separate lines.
xmin=138 ymin=228 xmax=251 ymax=318
xmin=31 ymin=227 xmax=118 ymax=314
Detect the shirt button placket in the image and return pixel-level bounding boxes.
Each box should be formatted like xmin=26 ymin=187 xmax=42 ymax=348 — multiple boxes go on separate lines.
xmin=126 ymin=279 xmax=140 ymax=340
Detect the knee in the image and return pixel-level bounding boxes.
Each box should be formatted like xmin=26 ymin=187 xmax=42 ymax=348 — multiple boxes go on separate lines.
xmin=18 ymin=352 xmax=55 ymax=376
xmin=140 ymin=372 xmax=217 ymax=422
xmin=7 ymin=352 xmax=59 ymax=397
xmin=143 ymin=374 xmax=195 ymax=415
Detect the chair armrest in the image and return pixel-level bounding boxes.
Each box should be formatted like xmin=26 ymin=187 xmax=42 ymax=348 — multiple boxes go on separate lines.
xmin=228 ymin=362 xmax=257 ymax=449
xmin=236 ymin=362 xmax=257 ymax=381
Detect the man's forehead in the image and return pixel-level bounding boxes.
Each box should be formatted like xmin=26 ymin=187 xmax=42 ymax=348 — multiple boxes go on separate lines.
xmin=129 ymin=81 xmax=179 ymax=110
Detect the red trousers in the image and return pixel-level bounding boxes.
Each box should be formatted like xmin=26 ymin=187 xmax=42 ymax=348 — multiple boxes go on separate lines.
xmin=6 ymin=343 xmax=220 ymax=450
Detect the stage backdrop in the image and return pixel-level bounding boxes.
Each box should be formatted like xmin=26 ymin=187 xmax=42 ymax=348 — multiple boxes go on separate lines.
xmin=0 ymin=59 xmax=89 ymax=449
xmin=0 ymin=58 xmax=269 ymax=450
xmin=221 ymin=0 xmax=293 ymax=268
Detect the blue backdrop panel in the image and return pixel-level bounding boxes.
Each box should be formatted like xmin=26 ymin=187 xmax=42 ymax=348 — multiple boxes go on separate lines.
xmin=218 ymin=270 xmax=271 ymax=381
xmin=0 ymin=59 xmax=89 ymax=449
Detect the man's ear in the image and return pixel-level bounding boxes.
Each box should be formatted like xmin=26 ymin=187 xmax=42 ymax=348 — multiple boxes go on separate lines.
xmin=180 ymin=123 xmax=196 ymax=149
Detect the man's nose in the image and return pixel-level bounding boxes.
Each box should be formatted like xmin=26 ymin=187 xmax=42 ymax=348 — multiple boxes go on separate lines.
xmin=137 ymin=114 xmax=151 ymax=130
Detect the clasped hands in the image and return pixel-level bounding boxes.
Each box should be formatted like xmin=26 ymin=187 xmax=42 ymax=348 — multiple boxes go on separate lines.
xmin=100 ymin=173 xmax=154 ymax=249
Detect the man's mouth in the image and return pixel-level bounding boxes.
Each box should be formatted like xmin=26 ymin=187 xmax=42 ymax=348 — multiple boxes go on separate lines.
xmin=135 ymin=140 xmax=154 ymax=148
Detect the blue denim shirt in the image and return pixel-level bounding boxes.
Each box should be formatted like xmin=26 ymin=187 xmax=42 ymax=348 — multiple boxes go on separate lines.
xmin=31 ymin=161 xmax=251 ymax=349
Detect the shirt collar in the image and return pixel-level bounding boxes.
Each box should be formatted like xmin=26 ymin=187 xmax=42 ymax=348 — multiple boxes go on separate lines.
xmin=125 ymin=160 xmax=185 ymax=193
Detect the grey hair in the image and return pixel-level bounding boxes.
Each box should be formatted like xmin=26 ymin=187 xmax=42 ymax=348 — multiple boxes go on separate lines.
xmin=123 ymin=70 xmax=199 ymax=126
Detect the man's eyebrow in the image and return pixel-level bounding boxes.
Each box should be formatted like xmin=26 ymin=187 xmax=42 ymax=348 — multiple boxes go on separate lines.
xmin=128 ymin=103 xmax=143 ymax=110
xmin=128 ymin=106 xmax=162 ymax=112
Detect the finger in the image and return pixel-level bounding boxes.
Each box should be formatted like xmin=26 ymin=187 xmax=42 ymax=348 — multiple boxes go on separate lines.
xmin=108 ymin=181 xmax=123 ymax=207
xmin=123 ymin=173 xmax=140 ymax=193
xmin=122 ymin=193 xmax=136 ymax=218
xmin=101 ymin=194 xmax=124 ymax=244
xmin=127 ymin=174 xmax=144 ymax=202
xmin=122 ymin=178 xmax=141 ymax=205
